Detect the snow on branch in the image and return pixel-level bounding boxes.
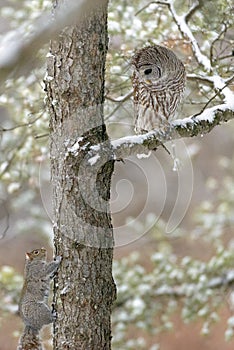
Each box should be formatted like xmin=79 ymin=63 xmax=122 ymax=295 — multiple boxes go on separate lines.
xmin=184 ymin=0 xmax=201 ymax=22
xmin=167 ymin=1 xmax=211 ymax=71
xmin=139 ymin=1 xmax=211 ymax=71
xmin=114 ymin=268 xmax=234 ymax=309
xmin=110 ymin=1 xmax=234 ymax=160
xmin=155 ymin=268 xmax=234 ymax=298
xmin=109 ymin=72 xmax=234 ymax=160
xmin=0 ymin=0 xmax=107 ymax=81
xmin=112 ymin=102 xmax=234 ymax=160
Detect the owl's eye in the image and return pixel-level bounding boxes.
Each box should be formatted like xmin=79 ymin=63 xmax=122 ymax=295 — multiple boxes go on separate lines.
xmin=144 ymin=68 xmax=152 ymax=75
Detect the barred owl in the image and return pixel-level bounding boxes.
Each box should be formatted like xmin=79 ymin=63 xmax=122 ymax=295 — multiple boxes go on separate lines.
xmin=131 ymin=45 xmax=186 ymax=134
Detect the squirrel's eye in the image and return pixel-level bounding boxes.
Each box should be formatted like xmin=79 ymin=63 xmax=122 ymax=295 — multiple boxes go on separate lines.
xmin=34 ymin=250 xmax=39 ymax=255
xmin=144 ymin=68 xmax=152 ymax=75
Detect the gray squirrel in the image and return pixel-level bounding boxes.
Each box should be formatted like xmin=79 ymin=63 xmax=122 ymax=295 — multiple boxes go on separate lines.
xmin=17 ymin=247 xmax=61 ymax=349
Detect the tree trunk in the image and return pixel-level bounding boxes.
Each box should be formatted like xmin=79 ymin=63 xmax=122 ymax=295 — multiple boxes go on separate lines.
xmin=45 ymin=1 xmax=116 ymax=349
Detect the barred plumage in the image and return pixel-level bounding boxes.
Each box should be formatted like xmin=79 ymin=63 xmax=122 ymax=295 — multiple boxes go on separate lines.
xmin=131 ymin=45 xmax=186 ymax=134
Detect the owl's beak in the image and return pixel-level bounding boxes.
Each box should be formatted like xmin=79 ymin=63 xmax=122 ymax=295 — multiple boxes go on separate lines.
xmin=145 ymin=79 xmax=152 ymax=85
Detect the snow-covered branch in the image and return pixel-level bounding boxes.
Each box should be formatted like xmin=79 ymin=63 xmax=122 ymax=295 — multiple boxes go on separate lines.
xmin=167 ymin=1 xmax=211 ymax=71
xmin=184 ymin=0 xmax=201 ymax=23
xmin=109 ymin=0 xmax=234 ymax=160
xmin=0 ymin=0 xmax=106 ymax=81
xmin=155 ymin=270 xmax=234 ymax=297
xmin=155 ymin=268 xmax=234 ymax=298
xmin=114 ymin=268 xmax=234 ymax=309
xmin=138 ymin=1 xmax=211 ymax=70
xmin=112 ymin=101 xmax=234 ymax=159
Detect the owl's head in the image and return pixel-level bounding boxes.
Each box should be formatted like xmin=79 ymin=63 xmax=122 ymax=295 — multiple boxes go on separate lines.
xmin=131 ymin=44 xmax=183 ymax=84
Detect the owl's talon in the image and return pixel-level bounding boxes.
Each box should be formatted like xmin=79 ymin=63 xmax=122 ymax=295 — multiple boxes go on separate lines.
xmin=116 ymin=157 xmax=125 ymax=163
xmin=160 ymin=143 xmax=171 ymax=155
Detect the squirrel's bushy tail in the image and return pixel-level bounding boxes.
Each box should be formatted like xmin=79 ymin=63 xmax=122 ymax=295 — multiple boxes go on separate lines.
xmin=17 ymin=326 xmax=43 ymax=350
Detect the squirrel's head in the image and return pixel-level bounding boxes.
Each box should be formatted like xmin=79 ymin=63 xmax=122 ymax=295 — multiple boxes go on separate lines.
xmin=26 ymin=247 xmax=47 ymax=261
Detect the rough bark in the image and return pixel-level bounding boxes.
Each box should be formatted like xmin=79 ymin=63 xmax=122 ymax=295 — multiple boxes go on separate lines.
xmin=45 ymin=1 xmax=116 ymax=349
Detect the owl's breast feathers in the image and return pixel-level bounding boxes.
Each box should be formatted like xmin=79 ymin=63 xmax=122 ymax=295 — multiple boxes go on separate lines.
xmin=131 ymin=45 xmax=186 ymax=133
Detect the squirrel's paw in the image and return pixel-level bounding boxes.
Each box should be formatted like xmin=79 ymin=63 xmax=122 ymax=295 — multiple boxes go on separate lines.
xmin=52 ymin=309 xmax=57 ymax=321
xmin=55 ymin=255 xmax=62 ymax=263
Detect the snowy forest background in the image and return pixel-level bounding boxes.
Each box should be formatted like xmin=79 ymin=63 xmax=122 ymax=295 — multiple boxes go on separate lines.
xmin=0 ymin=0 xmax=234 ymax=349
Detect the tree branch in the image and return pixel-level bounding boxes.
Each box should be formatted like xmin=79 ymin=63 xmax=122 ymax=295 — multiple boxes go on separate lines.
xmin=0 ymin=0 xmax=107 ymax=82
xmin=167 ymin=1 xmax=211 ymax=71
xmin=107 ymin=75 xmax=234 ymax=161
xmin=192 ymin=76 xmax=234 ymax=116
xmin=0 ymin=114 xmax=43 ymax=132
xmin=114 ymin=268 xmax=234 ymax=309
xmin=0 ymin=200 xmax=9 ymax=239
xmin=210 ymin=23 xmax=228 ymax=65
xmin=184 ymin=0 xmax=202 ymax=23
xmin=187 ymin=74 xmax=214 ymax=86
xmin=156 ymin=269 xmax=234 ymax=297
xmin=105 ymin=90 xmax=133 ymax=103
xmin=136 ymin=1 xmax=211 ymax=71
xmin=112 ymin=103 xmax=234 ymax=159
xmin=135 ymin=1 xmax=170 ymax=16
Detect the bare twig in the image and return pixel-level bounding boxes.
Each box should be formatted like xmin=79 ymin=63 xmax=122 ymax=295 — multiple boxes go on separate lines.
xmin=0 ymin=114 xmax=43 ymax=132
xmin=34 ymin=133 xmax=49 ymax=139
xmin=184 ymin=0 xmax=201 ymax=22
xmin=210 ymin=23 xmax=228 ymax=65
xmin=0 ymin=136 xmax=27 ymax=179
xmin=0 ymin=201 xmax=10 ymax=239
xmin=105 ymin=90 xmax=133 ymax=103
xmin=105 ymin=103 xmax=124 ymax=121
xmin=135 ymin=1 xmax=170 ymax=16
xmin=187 ymin=74 xmax=214 ymax=86
xmin=192 ymin=76 xmax=234 ymax=117
xmin=218 ymin=54 xmax=234 ymax=61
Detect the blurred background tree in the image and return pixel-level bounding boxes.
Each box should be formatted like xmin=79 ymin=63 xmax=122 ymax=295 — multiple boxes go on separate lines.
xmin=0 ymin=0 xmax=233 ymax=349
